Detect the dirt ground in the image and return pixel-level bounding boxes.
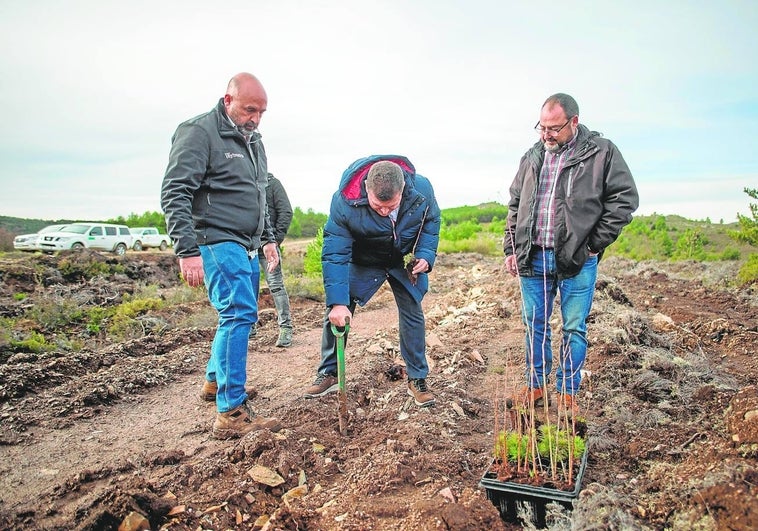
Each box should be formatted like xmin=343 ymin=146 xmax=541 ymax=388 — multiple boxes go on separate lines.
xmin=0 ymin=249 xmax=757 ymax=530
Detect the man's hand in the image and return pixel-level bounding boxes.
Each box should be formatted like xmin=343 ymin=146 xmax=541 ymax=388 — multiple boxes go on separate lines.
xmin=411 ymin=258 xmax=429 ymax=275
xmin=328 ymin=305 xmax=352 ymax=327
xmin=505 ymin=255 xmax=518 ymax=277
xmin=179 ymin=255 xmax=204 ymax=287
xmin=262 ymin=242 xmax=279 ymax=273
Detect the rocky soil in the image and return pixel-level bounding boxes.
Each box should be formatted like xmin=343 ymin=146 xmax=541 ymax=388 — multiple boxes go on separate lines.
xmin=0 ymin=249 xmax=756 ymax=530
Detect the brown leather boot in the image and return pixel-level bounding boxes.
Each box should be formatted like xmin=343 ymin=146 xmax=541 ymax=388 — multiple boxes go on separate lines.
xmin=407 ymin=378 xmax=436 ymax=407
xmin=510 ymin=386 xmax=551 ymax=408
xmin=212 ymin=401 xmax=281 ymax=440
xmin=199 ymin=380 xmax=218 ymax=402
xmin=199 ymin=380 xmax=258 ymax=403
xmin=557 ymin=393 xmax=579 ymax=416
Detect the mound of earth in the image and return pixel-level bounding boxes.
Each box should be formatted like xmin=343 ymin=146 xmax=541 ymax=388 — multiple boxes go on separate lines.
xmin=0 ymin=250 xmax=756 ymax=530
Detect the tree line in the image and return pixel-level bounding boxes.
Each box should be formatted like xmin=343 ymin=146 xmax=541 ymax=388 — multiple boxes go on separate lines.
xmin=1 ymin=189 xmax=756 ymax=284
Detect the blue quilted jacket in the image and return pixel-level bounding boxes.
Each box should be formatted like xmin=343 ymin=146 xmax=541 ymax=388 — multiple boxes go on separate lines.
xmin=322 ymin=155 xmax=441 ymax=307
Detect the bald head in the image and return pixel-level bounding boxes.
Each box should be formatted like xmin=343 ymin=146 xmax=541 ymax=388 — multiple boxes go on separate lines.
xmin=224 ymin=73 xmax=268 ymax=135
xmin=227 ymin=73 xmax=266 ymax=98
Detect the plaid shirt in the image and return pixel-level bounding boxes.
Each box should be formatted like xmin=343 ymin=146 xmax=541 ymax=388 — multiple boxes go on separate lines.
xmin=533 ymin=132 xmax=579 ymax=247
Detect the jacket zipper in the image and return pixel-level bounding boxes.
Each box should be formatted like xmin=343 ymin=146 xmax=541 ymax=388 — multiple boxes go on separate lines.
xmin=245 ymin=138 xmax=258 ymax=175
xmin=566 ymin=167 xmax=575 ymax=197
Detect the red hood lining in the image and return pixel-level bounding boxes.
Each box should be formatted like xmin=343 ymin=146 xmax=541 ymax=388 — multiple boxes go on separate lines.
xmin=342 ymin=158 xmax=414 ymax=201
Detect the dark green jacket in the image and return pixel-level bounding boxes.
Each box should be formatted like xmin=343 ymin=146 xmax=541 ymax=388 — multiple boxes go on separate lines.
xmin=505 ymin=124 xmax=639 ymax=279
xmin=161 ymin=98 xmax=275 ymax=258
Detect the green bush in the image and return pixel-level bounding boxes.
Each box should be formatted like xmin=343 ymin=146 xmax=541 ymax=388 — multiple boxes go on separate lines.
xmin=107 ymin=296 xmax=164 ymax=339
xmin=58 ymin=257 xmax=125 ymax=280
xmin=303 ymin=227 xmax=324 ymax=276
xmin=10 ymin=331 xmax=53 ymax=353
xmin=728 ymin=187 xmax=758 ymax=246
xmin=440 ymin=220 xmax=482 ymax=241
xmin=285 ymin=274 xmax=325 ymax=300
xmin=737 ymin=253 xmax=758 ymax=285
xmin=441 ymin=203 xmax=509 ymax=224
xmin=86 ymin=306 xmax=108 ymax=334
xmin=488 ymin=219 xmax=506 ymax=234
xmin=290 ymin=207 xmax=328 ymax=238
xmin=720 ymin=248 xmax=740 ymax=261
xmin=673 ymin=228 xmax=707 ymax=260
xmin=28 ymin=300 xmax=85 ymax=331
xmin=438 ymin=233 xmax=500 ymax=255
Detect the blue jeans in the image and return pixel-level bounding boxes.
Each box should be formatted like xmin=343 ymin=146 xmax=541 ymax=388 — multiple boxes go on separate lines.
xmin=257 ymin=247 xmax=292 ymax=329
xmin=317 ymin=273 xmax=429 ymax=379
xmin=519 ymin=249 xmax=598 ymax=395
xmin=200 ymin=242 xmax=259 ymax=413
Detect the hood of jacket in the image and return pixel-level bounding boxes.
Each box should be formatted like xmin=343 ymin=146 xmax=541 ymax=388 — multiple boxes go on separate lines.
xmin=337 ymin=154 xmax=416 ymax=205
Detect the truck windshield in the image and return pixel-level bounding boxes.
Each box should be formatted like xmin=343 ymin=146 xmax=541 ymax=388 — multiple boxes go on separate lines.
xmin=62 ymin=224 xmax=91 ymax=234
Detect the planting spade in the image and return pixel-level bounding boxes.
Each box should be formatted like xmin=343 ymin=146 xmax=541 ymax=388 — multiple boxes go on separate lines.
xmin=330 ymin=317 xmax=350 ymax=435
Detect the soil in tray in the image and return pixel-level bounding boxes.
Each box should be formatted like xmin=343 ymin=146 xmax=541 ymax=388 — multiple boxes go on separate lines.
xmin=486 ymin=454 xmax=585 ymax=490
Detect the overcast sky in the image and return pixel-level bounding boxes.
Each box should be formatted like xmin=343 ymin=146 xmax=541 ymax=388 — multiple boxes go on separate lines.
xmin=1 ymin=0 xmax=756 ymax=224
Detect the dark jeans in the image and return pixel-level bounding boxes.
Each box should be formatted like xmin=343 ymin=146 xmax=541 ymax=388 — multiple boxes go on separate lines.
xmin=317 ymin=274 xmax=429 ymax=379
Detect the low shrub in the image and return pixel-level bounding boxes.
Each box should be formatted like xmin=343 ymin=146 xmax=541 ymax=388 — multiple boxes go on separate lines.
xmin=107 ymin=296 xmax=164 ymax=339
xmin=303 ymin=227 xmax=324 ymax=276
xmin=737 ymin=253 xmax=758 ymax=285
xmin=439 ymin=234 xmax=500 ymax=255
xmin=10 ymin=331 xmax=54 ymax=353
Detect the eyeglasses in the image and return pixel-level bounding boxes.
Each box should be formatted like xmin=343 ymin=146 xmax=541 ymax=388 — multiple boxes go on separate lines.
xmin=534 ymin=117 xmax=573 ymax=136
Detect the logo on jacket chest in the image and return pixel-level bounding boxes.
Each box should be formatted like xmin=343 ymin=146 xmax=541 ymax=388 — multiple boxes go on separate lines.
xmin=224 ymin=152 xmax=245 ymax=159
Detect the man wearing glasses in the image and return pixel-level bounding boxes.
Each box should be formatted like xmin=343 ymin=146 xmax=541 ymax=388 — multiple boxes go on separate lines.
xmin=504 ymin=93 xmax=639 ymax=415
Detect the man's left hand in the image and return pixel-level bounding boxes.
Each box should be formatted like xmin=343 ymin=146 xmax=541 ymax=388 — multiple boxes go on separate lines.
xmin=411 ymin=258 xmax=429 ymax=275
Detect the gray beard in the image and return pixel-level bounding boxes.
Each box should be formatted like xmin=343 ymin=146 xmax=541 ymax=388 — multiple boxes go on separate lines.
xmin=236 ymin=123 xmax=257 ymax=137
xmin=545 ymin=141 xmax=562 ymax=154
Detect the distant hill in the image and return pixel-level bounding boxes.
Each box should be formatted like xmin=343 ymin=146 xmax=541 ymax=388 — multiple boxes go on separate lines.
xmin=1 ymin=208 xmax=753 ymax=263
xmin=0 ymin=216 xmax=78 ymax=235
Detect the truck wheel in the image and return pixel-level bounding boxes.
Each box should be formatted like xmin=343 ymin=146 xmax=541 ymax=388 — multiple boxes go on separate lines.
xmin=71 ymin=242 xmax=85 ymax=251
xmin=114 ymin=243 xmax=127 ymax=256
xmin=159 ymin=241 xmax=168 ymax=251
xmin=133 ymin=240 xmax=143 ymax=251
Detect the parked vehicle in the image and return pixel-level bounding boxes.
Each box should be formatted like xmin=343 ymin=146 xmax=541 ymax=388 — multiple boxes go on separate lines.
xmin=130 ymin=227 xmax=172 ymax=251
xmin=38 ymin=223 xmax=133 ymax=256
xmin=13 ymin=224 xmax=69 ymax=251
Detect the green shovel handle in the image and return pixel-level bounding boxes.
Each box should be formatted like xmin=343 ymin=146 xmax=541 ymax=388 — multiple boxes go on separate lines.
xmin=330 ymin=318 xmax=350 ymax=393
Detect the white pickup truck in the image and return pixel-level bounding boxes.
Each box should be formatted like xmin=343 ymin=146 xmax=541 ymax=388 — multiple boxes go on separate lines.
xmin=130 ymin=227 xmax=172 ymax=251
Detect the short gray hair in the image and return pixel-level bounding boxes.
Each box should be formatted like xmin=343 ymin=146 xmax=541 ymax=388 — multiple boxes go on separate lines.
xmin=366 ymin=161 xmax=404 ymax=201
xmin=543 ymin=93 xmax=579 ymax=119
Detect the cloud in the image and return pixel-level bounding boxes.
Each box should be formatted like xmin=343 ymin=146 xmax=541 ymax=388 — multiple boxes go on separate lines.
xmin=0 ymin=0 xmax=756 ymax=224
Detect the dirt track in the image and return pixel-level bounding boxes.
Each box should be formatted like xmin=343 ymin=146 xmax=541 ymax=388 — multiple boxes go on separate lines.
xmin=0 ymin=251 xmax=757 ymax=530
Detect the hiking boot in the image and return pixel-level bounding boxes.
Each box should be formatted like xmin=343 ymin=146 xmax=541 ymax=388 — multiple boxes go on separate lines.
xmin=212 ymin=401 xmax=281 ymax=439
xmin=199 ymin=379 xmax=218 ymax=402
xmin=510 ymin=386 xmax=550 ymax=408
xmin=275 ymin=328 xmax=293 ymax=348
xmin=557 ymin=393 xmax=579 ymax=415
xmin=407 ymin=378 xmax=436 ymax=407
xmin=199 ymin=380 xmax=258 ymax=403
xmin=303 ymin=373 xmax=338 ymax=398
